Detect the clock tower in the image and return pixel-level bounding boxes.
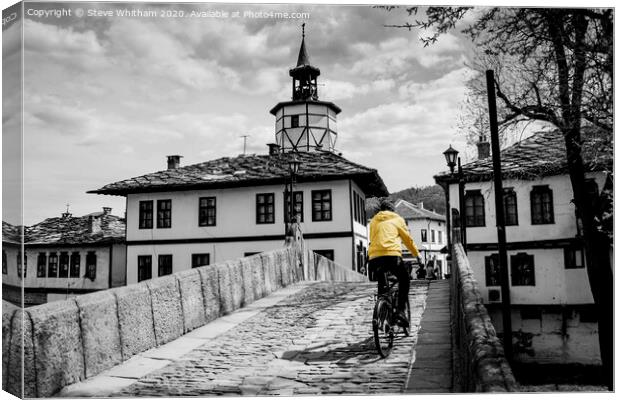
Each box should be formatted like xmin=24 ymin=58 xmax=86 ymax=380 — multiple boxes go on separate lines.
xmin=270 ymin=25 xmax=341 ymax=153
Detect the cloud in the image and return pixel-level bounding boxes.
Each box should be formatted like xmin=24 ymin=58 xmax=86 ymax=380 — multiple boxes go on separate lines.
xmin=322 ymin=79 xmax=395 ymax=100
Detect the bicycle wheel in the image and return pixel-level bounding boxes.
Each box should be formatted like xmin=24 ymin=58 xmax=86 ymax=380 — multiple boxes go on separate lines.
xmin=373 ymin=298 xmax=394 ymax=358
xmin=403 ymin=298 xmax=411 ymax=337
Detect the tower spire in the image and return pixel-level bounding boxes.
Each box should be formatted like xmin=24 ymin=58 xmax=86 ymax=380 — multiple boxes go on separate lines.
xmin=290 ymin=24 xmax=320 ymax=101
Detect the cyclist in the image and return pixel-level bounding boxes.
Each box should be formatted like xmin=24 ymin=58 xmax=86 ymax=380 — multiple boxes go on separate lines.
xmin=368 ymin=198 xmax=422 ymax=328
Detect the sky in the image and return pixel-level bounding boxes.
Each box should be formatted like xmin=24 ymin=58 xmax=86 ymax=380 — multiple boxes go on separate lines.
xmin=2 ymin=0 xmax=483 ymax=225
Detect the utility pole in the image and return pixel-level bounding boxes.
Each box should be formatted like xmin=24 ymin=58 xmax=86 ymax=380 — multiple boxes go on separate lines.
xmin=486 ymin=69 xmax=512 ymax=360
xmin=240 ymin=135 xmax=250 ymax=155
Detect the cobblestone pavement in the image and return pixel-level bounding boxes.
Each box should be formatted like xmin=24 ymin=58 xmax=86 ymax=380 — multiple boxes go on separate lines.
xmin=118 ymin=281 xmax=429 ymax=396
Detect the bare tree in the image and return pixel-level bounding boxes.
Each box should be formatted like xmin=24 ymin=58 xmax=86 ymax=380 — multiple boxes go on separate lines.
xmin=385 ymin=7 xmax=613 ymax=389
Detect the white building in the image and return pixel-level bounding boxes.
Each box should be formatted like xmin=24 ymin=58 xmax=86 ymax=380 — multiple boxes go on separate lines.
xmin=434 ymin=129 xmax=612 ymax=365
xmin=394 ymin=199 xmax=447 ymax=277
xmin=2 ymin=208 xmax=126 ymax=307
xmin=89 ymin=33 xmax=388 ymax=284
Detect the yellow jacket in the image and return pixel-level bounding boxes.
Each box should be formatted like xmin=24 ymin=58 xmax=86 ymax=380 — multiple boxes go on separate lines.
xmin=368 ymin=211 xmax=420 ymax=260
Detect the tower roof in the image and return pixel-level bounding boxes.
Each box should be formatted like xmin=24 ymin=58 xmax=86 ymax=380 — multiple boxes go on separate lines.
xmin=296 ymin=37 xmax=310 ymax=67
xmin=289 ymin=24 xmax=320 ymax=78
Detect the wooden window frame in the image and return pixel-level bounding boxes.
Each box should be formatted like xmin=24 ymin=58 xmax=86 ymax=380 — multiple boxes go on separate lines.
xmin=86 ymin=251 xmax=97 ymax=280
xmin=37 ymin=253 xmax=46 ymax=277
xmin=59 ymin=252 xmax=69 ymax=278
xmin=191 ymin=253 xmax=210 ymax=268
xmin=157 ymin=199 xmax=172 ymax=229
xmin=138 ymin=255 xmax=152 ymax=282
xmin=311 ymin=190 xmax=332 ymax=222
xmin=314 ymin=249 xmax=334 ymax=261
xmin=421 ymin=229 xmax=428 ymax=243
xmin=510 ymin=252 xmax=535 ymax=286
xmin=503 ymin=188 xmax=519 ymax=226
xmin=70 ymin=252 xmax=80 ymax=278
xmin=256 ymin=193 xmax=275 ymax=224
xmin=48 ymin=252 xmax=58 ymax=278
xmin=158 ymin=254 xmax=173 ymax=276
xmin=531 ymin=185 xmax=554 ymax=225
xmin=139 ymin=200 xmax=153 ymax=229
xmin=484 ymin=253 xmax=501 ymax=287
xmin=564 ymin=246 xmax=585 ymax=269
xmin=199 ymin=197 xmax=217 ymax=227
xmin=465 ymin=190 xmax=485 ymax=227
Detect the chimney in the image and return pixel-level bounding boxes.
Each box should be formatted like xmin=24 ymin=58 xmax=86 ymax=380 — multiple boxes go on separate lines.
xmin=167 ymin=155 xmax=182 ymax=170
xmin=268 ymin=143 xmax=280 ymax=155
xmin=88 ymin=215 xmax=101 ymax=234
xmin=102 ymin=207 xmax=112 ymax=215
xmin=417 ymin=202 xmax=424 ymax=209
xmin=477 ymin=135 xmax=491 ymax=160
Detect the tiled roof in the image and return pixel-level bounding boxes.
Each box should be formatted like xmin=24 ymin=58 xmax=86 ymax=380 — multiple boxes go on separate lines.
xmin=89 ymin=151 xmax=389 ymax=197
xmin=2 ymin=221 xmax=22 ymax=245
xmin=435 ymin=128 xmax=613 ymax=183
xmin=25 ymin=213 xmax=125 ymax=246
xmin=395 ymin=199 xmax=445 ymax=222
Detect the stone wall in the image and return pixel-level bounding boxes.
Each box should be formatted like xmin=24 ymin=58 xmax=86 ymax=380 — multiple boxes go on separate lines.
xmin=2 ymin=245 xmax=365 ymax=397
xmin=450 ymin=243 xmax=518 ymax=392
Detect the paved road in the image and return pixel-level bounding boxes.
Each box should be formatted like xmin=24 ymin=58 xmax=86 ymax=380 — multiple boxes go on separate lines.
xmin=116 ymin=281 xmax=430 ymax=396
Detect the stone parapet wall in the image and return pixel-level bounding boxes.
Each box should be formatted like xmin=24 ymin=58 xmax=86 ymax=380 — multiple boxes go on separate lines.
xmin=451 ymin=243 xmax=518 ymax=392
xmin=2 ymin=245 xmax=364 ymax=397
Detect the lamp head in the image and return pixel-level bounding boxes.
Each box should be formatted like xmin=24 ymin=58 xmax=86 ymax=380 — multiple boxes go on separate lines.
xmin=443 ymin=145 xmax=458 ymax=174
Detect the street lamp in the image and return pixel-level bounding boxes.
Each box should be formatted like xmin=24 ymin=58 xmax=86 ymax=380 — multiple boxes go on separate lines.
xmin=443 ymin=145 xmax=458 ymax=174
xmin=285 ymin=155 xmax=301 ymax=234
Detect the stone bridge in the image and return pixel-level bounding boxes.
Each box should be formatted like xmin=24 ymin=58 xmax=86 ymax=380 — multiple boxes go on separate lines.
xmin=2 ymin=243 xmax=516 ymax=397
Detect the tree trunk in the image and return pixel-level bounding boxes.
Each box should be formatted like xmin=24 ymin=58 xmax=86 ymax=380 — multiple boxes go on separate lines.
xmin=564 ymin=130 xmax=614 ymax=390
xmin=547 ymin=11 xmax=613 ymax=389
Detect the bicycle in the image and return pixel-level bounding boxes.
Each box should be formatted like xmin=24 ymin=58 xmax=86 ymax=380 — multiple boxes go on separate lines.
xmin=372 ymin=266 xmax=411 ymax=358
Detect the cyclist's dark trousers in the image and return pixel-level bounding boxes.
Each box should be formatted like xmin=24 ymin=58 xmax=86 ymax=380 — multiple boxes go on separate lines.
xmin=369 ymin=256 xmax=409 ymax=313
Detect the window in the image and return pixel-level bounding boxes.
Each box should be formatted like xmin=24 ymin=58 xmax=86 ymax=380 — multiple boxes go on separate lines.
xmin=2 ymin=250 xmax=6 ymax=274
xmin=23 ymin=253 xmax=27 ymax=278
xmin=564 ymin=246 xmax=584 ymax=269
xmin=59 ymin=252 xmax=69 ymax=278
xmin=431 ymin=230 xmax=436 ymax=243
xmin=158 ymin=254 xmax=173 ymax=276
xmin=353 ymin=191 xmax=365 ymax=224
xmin=157 ymin=200 xmax=172 ymax=228
xmin=86 ymin=252 xmax=97 ymax=280
xmin=192 ymin=253 xmax=210 ymax=268
xmin=291 ymin=115 xmax=299 ymax=128
xmin=531 ymin=186 xmax=554 ymax=224
xmin=511 ymin=252 xmax=535 ymax=286
xmin=421 ymin=229 xmax=428 ymax=243
xmin=17 ymin=252 xmax=22 ymax=278
xmin=503 ymin=188 xmax=518 ymax=226
xmin=199 ymin=197 xmax=216 ymax=226
xmin=438 ymin=231 xmax=443 ymax=244
xmin=139 ymin=201 xmax=153 ymax=229
xmin=48 ymin=252 xmax=58 ymax=277
xmin=138 ymin=255 xmax=152 ymax=282
xmin=485 ymin=253 xmax=501 ymax=286
xmin=37 ymin=253 xmax=46 ymax=277
xmin=284 ymin=191 xmax=303 ymax=222
xmin=465 ymin=190 xmax=485 ymax=227
xmin=314 ymin=249 xmax=334 ymax=261
xmin=256 ymin=193 xmax=275 ymax=224
xmin=244 ymin=252 xmax=260 ymax=257
xmin=70 ymin=252 xmax=80 ymax=277
xmin=312 ymin=190 xmax=332 ymax=221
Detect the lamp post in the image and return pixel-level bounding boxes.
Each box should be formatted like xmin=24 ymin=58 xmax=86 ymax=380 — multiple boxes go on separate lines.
xmin=285 ymin=155 xmax=301 ymax=236
xmin=443 ymin=145 xmax=461 ymax=247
